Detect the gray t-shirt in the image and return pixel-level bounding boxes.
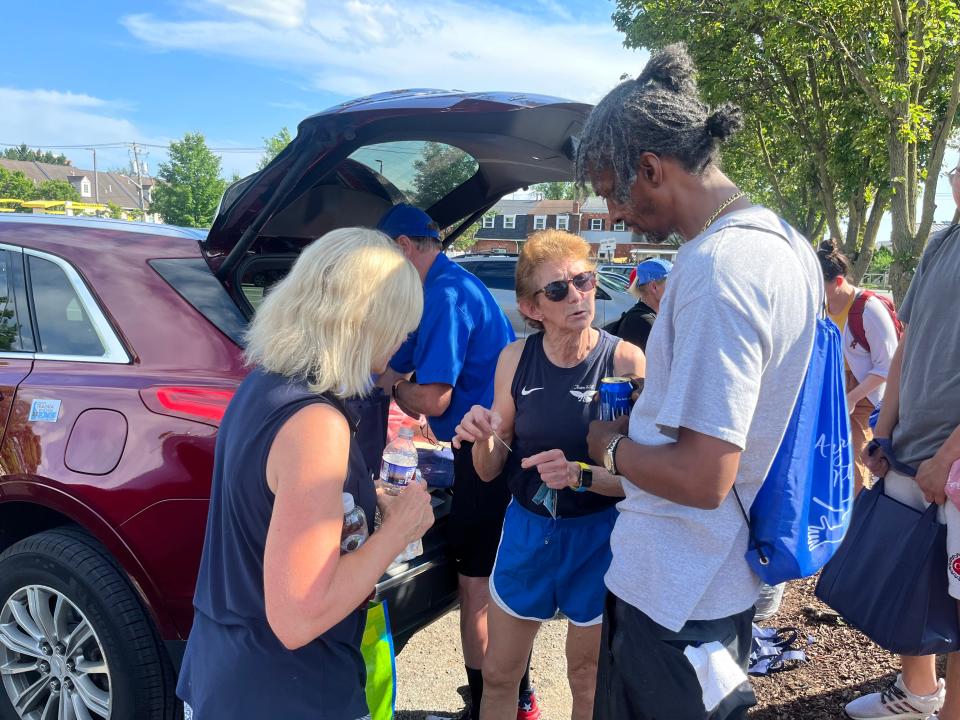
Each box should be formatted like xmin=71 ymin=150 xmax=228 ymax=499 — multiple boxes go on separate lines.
xmin=605 ymin=206 xmax=821 ymax=632
xmin=893 ymin=226 xmax=960 ymax=466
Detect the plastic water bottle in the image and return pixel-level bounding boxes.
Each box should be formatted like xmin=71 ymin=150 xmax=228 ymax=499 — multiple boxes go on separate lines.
xmin=379 ymin=427 xmax=417 ymax=495
xmin=393 ymin=469 xmax=425 ymax=563
xmin=341 ymin=493 xmax=368 ymax=554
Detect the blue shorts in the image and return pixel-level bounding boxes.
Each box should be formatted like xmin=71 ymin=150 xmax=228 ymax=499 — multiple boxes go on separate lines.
xmin=490 ymin=500 xmax=617 ymax=626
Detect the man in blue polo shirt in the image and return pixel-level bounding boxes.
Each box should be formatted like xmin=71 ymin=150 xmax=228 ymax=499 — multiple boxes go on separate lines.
xmin=375 ymin=205 xmax=538 ymax=720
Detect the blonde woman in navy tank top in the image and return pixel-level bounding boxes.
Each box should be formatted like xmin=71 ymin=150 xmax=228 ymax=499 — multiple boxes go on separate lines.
xmin=177 ymin=229 xmax=435 ymax=720
xmin=453 ymin=230 xmax=646 ymax=720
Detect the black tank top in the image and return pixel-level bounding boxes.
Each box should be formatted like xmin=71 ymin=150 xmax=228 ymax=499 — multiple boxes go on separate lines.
xmin=506 ymin=329 xmax=621 ymax=518
xmin=177 ymin=368 xmax=376 ymax=719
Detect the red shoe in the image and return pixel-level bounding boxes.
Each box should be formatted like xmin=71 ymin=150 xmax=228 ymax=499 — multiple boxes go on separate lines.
xmin=517 ymin=689 xmax=541 ymax=720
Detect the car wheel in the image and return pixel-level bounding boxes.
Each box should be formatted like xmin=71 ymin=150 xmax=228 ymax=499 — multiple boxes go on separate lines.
xmin=0 ymin=528 xmax=180 ymax=720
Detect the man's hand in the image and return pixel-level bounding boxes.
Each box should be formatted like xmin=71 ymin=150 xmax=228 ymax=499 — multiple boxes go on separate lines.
xmin=521 ymin=449 xmax=577 ymax=490
xmin=587 ymin=415 xmax=630 ymax=465
xmin=863 ymin=439 xmax=889 ymax=478
xmin=916 ymin=455 xmax=951 ymax=505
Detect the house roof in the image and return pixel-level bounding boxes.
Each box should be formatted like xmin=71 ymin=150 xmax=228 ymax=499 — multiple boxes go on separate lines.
xmin=530 ymin=199 xmax=578 ymax=215
xmin=0 ymin=158 xmax=155 ymax=210
xmin=579 ymin=196 xmax=607 ymax=213
xmin=490 ymin=198 xmax=538 ymax=215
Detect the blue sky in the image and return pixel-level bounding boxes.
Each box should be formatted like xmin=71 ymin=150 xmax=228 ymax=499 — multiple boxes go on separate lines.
xmin=1 ymin=0 xmax=644 ymax=178
xmin=3 ymin=0 xmax=955 ymax=240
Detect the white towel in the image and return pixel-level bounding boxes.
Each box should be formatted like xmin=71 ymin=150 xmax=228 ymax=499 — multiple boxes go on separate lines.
xmin=683 ymin=641 xmax=749 ymax=712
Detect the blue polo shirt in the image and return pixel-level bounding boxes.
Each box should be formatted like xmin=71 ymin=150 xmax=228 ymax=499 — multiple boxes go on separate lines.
xmin=390 ymin=253 xmax=515 ymax=442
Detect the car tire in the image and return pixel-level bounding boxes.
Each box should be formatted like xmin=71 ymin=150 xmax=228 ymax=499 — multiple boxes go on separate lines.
xmin=0 ymin=527 xmax=181 ymax=720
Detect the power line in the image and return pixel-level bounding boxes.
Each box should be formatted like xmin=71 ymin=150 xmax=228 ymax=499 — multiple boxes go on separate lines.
xmin=0 ymin=140 xmax=266 ymax=153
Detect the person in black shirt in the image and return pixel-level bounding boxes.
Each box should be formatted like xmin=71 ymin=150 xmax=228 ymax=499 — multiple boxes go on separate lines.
xmin=604 ymin=258 xmax=672 ymax=350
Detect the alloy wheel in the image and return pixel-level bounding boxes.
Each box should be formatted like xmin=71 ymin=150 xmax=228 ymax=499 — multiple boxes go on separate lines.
xmin=0 ymin=585 xmax=111 ymax=720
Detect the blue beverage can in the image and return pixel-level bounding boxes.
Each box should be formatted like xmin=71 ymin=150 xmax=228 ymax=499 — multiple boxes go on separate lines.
xmin=599 ymin=377 xmax=633 ymax=421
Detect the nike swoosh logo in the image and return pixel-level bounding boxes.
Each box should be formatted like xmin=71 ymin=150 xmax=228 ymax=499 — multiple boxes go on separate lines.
xmin=521 ymin=387 xmax=544 ymax=396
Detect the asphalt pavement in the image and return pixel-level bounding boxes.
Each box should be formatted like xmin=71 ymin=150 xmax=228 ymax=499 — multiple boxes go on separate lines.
xmin=395 ymin=609 xmax=574 ymax=719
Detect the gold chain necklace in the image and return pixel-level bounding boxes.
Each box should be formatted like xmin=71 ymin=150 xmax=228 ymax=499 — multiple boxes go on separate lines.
xmin=699 ymin=191 xmax=747 ymax=236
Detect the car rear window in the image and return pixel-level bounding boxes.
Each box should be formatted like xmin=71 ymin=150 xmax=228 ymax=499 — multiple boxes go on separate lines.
xmin=349 ymin=141 xmax=479 ymax=211
xmin=149 ymin=258 xmax=249 ymax=345
xmin=457 ymin=261 xmax=516 ymax=291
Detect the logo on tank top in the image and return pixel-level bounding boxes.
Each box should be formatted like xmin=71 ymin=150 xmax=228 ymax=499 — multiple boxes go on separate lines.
xmin=950 ymin=553 xmax=960 ymax=582
xmin=569 ymin=386 xmax=598 ymax=403
xmin=521 ymin=386 xmax=544 ymax=396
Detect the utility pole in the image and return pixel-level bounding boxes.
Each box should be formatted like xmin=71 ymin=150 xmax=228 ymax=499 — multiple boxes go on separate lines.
xmin=130 ymin=143 xmax=146 ymax=217
xmin=88 ymin=148 xmax=99 ymax=204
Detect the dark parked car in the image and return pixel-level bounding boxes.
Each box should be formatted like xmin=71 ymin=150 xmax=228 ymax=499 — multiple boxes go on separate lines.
xmin=0 ymin=88 xmax=592 ymax=720
xmin=453 ymin=254 xmax=635 ymax=336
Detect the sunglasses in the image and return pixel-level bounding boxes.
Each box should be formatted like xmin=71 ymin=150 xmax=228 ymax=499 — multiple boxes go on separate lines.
xmin=534 ymin=271 xmax=597 ymax=302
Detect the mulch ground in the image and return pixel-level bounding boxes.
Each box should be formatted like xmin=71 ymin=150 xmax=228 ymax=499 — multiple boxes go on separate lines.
xmin=749 ymin=575 xmax=944 ymax=718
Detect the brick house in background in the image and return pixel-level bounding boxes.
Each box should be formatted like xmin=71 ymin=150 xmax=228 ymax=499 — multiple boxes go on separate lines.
xmin=468 ymin=195 xmax=677 ymax=262
xmin=0 ymin=159 xmax=158 ymax=221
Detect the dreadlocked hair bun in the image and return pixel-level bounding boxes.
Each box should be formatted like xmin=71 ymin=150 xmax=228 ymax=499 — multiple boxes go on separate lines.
xmin=637 ymin=43 xmax=697 ymax=95
xmin=705 ymin=103 xmax=744 ymax=141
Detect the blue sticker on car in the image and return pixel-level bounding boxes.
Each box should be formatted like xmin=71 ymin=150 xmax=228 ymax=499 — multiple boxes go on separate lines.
xmin=28 ymin=399 xmax=62 ymax=423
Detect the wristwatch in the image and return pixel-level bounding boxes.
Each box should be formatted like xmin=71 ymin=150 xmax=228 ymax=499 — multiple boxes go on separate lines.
xmin=573 ymin=462 xmax=593 ymax=493
xmin=604 ymin=434 xmax=627 ymax=475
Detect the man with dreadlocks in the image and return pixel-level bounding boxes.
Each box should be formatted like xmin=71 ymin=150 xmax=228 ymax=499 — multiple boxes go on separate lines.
xmin=582 ymin=45 xmax=822 ymax=719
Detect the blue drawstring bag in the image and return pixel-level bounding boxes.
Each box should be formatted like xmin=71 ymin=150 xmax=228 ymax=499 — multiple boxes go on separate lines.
xmin=735 ymin=312 xmax=854 ymax=584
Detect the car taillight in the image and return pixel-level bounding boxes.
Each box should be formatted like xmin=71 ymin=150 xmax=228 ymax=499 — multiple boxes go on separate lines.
xmin=140 ymin=386 xmax=236 ymax=426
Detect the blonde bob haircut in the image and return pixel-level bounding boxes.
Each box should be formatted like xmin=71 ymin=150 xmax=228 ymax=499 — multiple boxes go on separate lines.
xmin=516 ymin=229 xmax=596 ymax=330
xmin=245 ymin=227 xmax=422 ymax=397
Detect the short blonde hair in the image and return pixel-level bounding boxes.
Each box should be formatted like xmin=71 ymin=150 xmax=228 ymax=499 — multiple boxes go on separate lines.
xmin=516 ymin=230 xmax=595 ymax=330
xmin=245 ymin=227 xmax=422 ymax=397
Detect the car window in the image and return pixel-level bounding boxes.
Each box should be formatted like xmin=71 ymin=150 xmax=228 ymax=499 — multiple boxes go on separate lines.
xmin=0 ymin=251 xmax=28 ymax=352
xmin=598 ymin=272 xmax=629 ymax=293
xmin=349 ymin=141 xmax=480 ymax=211
xmin=458 ymin=261 xmax=516 ymax=291
xmin=28 ymin=255 xmax=105 ymax=356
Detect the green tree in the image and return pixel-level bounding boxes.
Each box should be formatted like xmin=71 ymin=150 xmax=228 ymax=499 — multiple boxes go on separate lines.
xmin=34 ymin=180 xmax=81 ymax=202
xmin=150 ymin=132 xmax=227 ymax=227
xmin=0 ymin=167 xmax=36 ymax=199
xmin=867 ymin=245 xmax=894 ymax=275
xmin=533 ymin=182 xmax=579 ymax=200
xmin=446 ymin=213 xmax=493 ymax=252
xmin=614 ymin=0 xmax=960 ymax=300
xmin=411 ymin=143 xmax=477 ymax=209
xmin=257 ymin=127 xmax=292 ymax=170
xmin=614 ymin=0 xmax=889 ymax=280
xmin=2 ymin=144 xmax=71 ymax=165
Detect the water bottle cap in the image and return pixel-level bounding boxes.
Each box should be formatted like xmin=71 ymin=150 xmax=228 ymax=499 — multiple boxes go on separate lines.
xmin=398 ymin=427 xmax=415 ymax=439
xmin=342 ymin=492 xmax=355 ymax=513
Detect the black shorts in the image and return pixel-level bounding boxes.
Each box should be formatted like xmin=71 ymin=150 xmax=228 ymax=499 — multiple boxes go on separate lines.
xmin=594 ymin=592 xmax=757 ymax=720
xmin=447 ymin=442 xmax=511 ymax=578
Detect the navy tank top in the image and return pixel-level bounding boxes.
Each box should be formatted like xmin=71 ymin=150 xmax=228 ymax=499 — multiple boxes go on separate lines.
xmin=177 ymin=368 xmax=376 ymax=720
xmin=506 ymin=329 xmax=621 ymax=518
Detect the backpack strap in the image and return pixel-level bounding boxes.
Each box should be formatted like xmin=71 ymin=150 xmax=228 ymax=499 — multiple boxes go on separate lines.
xmin=847 ymin=291 xmax=872 ymax=353
xmin=848 ymin=290 xmax=903 ymax=354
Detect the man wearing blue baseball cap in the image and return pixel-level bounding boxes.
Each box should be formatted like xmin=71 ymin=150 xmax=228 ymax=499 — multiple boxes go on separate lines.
xmin=375 ymin=204 xmax=539 ymax=720
xmin=634 ymin=257 xmax=672 ymax=314
xmin=605 ymin=258 xmax=672 ymax=351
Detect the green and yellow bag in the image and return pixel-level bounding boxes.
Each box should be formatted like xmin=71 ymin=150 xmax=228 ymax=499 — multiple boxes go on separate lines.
xmin=361 ymin=600 xmax=397 ymax=720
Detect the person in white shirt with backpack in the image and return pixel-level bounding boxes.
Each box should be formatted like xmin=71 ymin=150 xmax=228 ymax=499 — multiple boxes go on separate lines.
xmin=817 ymin=239 xmax=902 ymax=495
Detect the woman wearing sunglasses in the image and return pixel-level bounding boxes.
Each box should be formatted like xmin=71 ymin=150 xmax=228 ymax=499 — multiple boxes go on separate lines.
xmin=453 ymin=229 xmax=645 ymax=720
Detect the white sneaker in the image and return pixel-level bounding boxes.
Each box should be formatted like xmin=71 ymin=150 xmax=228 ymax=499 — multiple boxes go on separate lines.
xmin=845 ymin=673 xmax=945 ymax=719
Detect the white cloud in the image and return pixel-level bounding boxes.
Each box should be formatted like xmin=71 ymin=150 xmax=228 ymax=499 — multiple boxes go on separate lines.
xmin=204 ymin=0 xmax=306 ymax=28
xmin=0 ymin=88 xmax=157 ymax=170
xmin=0 ymin=87 xmax=266 ymax=178
xmin=121 ymin=0 xmax=645 ymax=103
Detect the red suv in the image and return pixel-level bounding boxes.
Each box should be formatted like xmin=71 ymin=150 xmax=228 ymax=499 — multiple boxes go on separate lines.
xmin=0 ymin=89 xmax=590 ymax=720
